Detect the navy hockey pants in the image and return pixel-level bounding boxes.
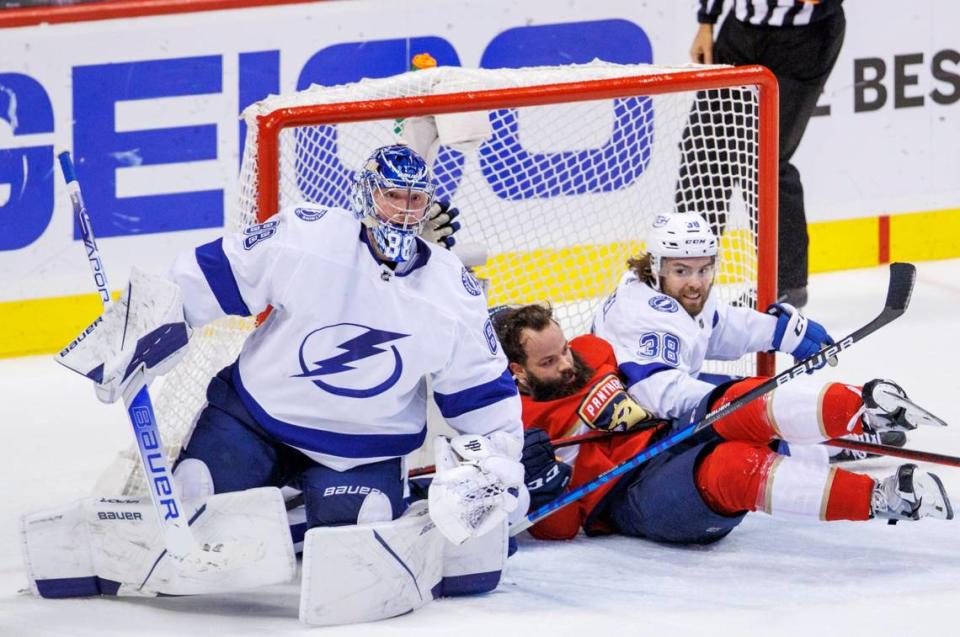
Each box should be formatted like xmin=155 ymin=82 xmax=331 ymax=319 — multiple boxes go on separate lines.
xmin=175 ymin=363 xmax=407 ymax=528
xmin=605 ymin=438 xmax=747 ymax=545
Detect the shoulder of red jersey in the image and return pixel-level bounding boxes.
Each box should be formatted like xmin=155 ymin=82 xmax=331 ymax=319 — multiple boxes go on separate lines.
xmin=569 ymin=334 xmax=616 ymax=369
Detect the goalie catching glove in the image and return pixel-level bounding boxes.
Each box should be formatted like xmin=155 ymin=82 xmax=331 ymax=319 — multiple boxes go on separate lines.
xmin=420 ymin=200 xmax=461 ymax=249
xmin=428 ymin=432 xmax=525 ymax=545
xmin=56 ymin=267 xmax=191 ymax=403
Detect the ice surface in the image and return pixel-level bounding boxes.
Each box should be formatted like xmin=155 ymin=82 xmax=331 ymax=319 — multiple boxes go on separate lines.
xmin=2 ymin=260 xmax=959 ymax=637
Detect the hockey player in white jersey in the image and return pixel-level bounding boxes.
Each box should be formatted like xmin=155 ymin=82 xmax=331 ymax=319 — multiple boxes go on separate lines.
xmin=589 ymin=212 xmax=952 ymax=541
xmin=37 ymin=145 xmax=524 ymax=625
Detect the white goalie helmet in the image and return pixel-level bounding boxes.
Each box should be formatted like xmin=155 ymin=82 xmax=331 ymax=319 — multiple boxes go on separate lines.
xmin=646 ymin=212 xmax=718 ymax=290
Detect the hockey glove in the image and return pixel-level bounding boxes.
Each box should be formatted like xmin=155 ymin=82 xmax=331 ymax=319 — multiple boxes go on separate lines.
xmin=421 ymin=200 xmax=461 ymax=249
xmin=767 ymin=302 xmax=834 ymax=371
xmin=428 ymin=431 xmax=524 ymax=545
xmin=521 ymin=428 xmax=572 ymax=511
xmin=56 ymin=267 xmax=192 ymax=403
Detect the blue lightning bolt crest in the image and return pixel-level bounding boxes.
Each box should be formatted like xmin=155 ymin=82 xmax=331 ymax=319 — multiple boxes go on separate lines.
xmin=295 ymin=323 xmax=409 ymax=398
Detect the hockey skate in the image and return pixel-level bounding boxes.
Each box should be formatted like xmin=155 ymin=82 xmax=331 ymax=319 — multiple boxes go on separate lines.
xmin=872 ymin=463 xmax=954 ymax=522
xmin=861 ymin=379 xmax=949 ymax=433
xmin=829 ymin=430 xmax=907 ymax=464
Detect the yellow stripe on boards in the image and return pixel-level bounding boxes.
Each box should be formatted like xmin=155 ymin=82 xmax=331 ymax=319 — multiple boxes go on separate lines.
xmin=2 ymin=209 xmax=959 ymax=359
xmin=0 ymin=291 xmax=119 ymax=359
xmin=890 ymin=209 xmax=960 ymax=262
xmin=808 ymin=217 xmax=878 ymax=273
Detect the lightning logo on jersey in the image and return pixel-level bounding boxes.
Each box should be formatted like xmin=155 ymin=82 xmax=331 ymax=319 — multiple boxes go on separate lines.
xmin=295 ymin=323 xmax=409 ymax=398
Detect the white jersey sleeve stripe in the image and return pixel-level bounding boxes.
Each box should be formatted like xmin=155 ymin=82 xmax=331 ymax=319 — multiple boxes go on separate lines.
xmin=619 ymin=361 xmax=674 ymax=386
xmin=433 ymin=368 xmax=517 ymax=418
xmin=443 ymin=394 xmax=522 ymax=439
xmin=195 ymin=239 xmax=252 ymax=317
xmin=233 ymin=367 xmax=428 ymax=458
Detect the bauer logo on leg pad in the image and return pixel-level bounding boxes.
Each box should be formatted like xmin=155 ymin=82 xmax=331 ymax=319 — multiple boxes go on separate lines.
xmin=97 ymin=511 xmax=143 ymax=521
xmin=322 ymin=485 xmax=382 ymax=497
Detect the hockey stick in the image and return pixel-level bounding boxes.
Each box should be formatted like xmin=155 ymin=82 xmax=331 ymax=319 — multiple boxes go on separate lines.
xmin=824 ymin=438 xmax=960 ymax=468
xmin=407 ymin=426 xmax=666 ymax=479
xmin=544 ymin=430 xmax=960 ymax=471
xmin=57 ymin=151 xmax=224 ymax=567
xmin=510 ymin=262 xmax=917 ymax=536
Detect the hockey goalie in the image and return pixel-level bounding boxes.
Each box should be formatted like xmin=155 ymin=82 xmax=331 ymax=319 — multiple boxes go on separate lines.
xmin=21 ymin=144 xmax=526 ymax=626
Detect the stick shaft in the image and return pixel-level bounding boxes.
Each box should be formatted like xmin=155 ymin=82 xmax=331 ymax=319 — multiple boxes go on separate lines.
xmin=824 ymin=438 xmax=960 ymax=468
xmin=58 ymin=152 xmax=112 ymax=307
xmin=58 ymin=150 xmax=196 ymax=557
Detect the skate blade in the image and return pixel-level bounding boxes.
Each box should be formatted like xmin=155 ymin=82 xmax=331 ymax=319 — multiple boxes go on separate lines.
xmin=900 ymin=396 xmax=949 ymax=428
xmin=878 ymin=390 xmax=949 ymax=428
xmin=920 ymin=473 xmax=954 ymax=520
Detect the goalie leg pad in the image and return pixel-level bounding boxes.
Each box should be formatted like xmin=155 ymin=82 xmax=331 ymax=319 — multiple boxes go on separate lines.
xmin=439 ymin=516 xmax=509 ymax=597
xmin=20 ymin=499 xmax=100 ymax=598
xmin=299 ymin=500 xmax=444 ymax=626
xmin=21 ymin=487 xmax=296 ymax=598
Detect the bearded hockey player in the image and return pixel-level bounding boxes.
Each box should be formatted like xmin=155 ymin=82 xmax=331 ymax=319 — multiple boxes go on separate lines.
xmin=490 ymin=304 xmax=656 ymax=540
xmin=31 ymin=145 xmax=524 ymax=625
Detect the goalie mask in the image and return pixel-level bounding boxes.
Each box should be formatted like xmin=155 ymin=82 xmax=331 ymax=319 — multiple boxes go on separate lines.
xmin=354 ymin=145 xmax=436 ymax=263
xmin=646 ymin=212 xmax=718 ymax=291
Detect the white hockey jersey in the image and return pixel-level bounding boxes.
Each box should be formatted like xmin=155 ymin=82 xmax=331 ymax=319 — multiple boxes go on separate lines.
xmin=170 ymin=204 xmax=521 ymax=470
xmin=592 ymin=271 xmax=779 ymax=420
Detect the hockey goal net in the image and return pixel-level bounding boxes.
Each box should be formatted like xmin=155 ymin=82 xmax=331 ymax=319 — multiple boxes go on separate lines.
xmin=97 ymin=61 xmax=778 ymax=495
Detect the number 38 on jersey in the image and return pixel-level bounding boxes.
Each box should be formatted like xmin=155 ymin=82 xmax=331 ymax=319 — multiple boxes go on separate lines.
xmin=637 ymin=331 xmax=681 ymax=365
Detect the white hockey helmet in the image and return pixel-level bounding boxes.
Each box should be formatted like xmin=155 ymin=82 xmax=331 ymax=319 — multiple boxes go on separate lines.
xmin=646 ymin=212 xmax=718 ymax=290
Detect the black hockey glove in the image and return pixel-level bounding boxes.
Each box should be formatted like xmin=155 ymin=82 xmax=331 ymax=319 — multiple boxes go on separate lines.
xmin=421 ymin=200 xmax=461 ymax=249
xmin=522 ymin=428 xmax=572 ymax=511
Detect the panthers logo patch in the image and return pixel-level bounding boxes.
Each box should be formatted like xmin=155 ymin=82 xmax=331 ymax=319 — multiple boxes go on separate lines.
xmin=577 ymin=373 xmax=649 ymax=432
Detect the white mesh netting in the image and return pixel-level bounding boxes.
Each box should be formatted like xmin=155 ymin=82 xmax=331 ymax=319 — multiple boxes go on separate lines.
xmin=98 ymin=61 xmax=774 ymax=495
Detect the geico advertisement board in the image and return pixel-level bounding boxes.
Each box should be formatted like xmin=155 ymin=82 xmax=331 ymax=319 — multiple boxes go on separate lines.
xmin=0 ymin=0 xmax=958 ymax=307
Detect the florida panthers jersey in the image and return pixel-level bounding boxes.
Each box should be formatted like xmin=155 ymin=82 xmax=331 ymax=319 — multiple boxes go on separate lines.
xmin=521 ymin=334 xmax=663 ymax=540
xmin=170 ymin=203 xmax=521 ymax=470
xmin=592 ymin=271 xmax=778 ymax=419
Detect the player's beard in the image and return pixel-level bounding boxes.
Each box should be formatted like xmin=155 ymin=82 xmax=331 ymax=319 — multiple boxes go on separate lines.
xmin=526 ymin=351 xmax=595 ymax=401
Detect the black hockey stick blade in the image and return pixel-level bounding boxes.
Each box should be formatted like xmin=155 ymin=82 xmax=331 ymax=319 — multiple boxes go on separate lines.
xmin=884 ymin=262 xmax=916 ymax=313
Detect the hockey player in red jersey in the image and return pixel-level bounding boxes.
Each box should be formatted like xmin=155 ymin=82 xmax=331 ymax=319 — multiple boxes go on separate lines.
xmin=492 ymin=303 xmax=655 ymax=540
xmin=495 ymin=292 xmax=953 ymax=545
